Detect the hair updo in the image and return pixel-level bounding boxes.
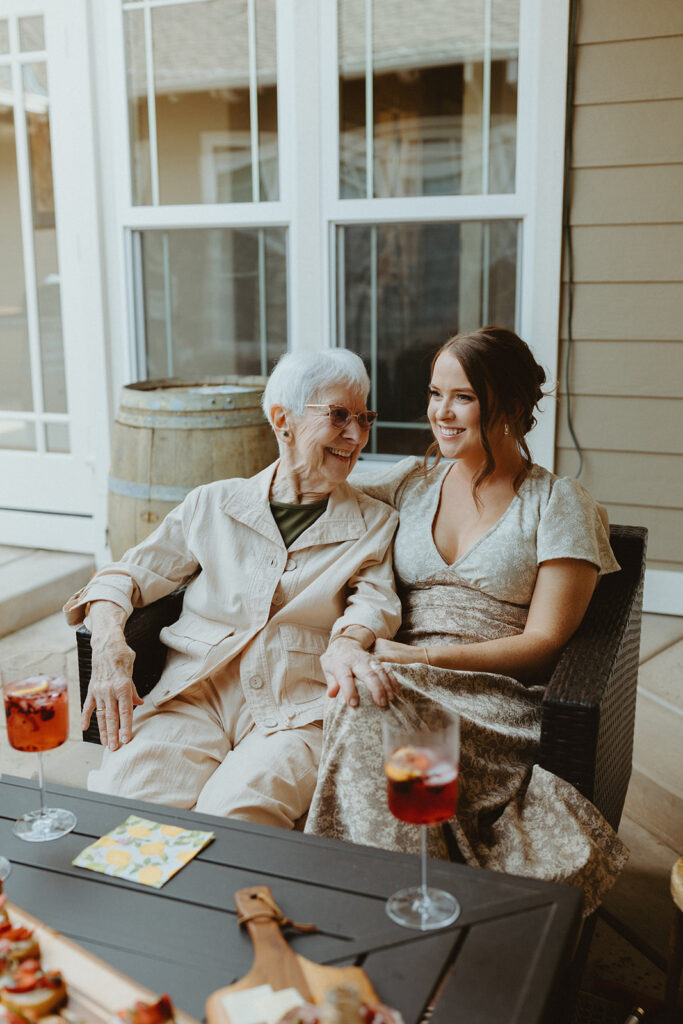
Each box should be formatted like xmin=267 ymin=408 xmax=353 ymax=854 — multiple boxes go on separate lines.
xmin=424 ymin=325 xmax=549 ymax=499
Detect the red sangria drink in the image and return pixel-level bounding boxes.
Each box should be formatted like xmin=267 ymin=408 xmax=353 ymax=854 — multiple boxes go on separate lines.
xmin=381 ymin=699 xmax=460 ymax=931
xmin=1 ymin=662 xmax=77 ymax=843
xmin=4 ymin=677 xmax=69 ymax=752
xmin=385 ymin=745 xmax=459 ymax=826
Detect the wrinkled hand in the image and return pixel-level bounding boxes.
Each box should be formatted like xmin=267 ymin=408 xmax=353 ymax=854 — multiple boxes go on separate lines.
xmin=82 ymin=629 xmax=142 ymax=750
xmin=373 ymin=637 xmax=429 ymax=666
xmin=321 ymin=638 xmax=398 ymax=708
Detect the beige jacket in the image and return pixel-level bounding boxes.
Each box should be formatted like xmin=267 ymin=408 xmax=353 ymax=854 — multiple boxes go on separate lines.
xmin=65 ymin=462 xmax=401 ymax=733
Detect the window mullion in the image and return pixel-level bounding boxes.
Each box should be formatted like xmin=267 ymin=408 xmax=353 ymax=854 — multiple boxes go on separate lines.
xmin=247 ymin=0 xmax=260 ymax=204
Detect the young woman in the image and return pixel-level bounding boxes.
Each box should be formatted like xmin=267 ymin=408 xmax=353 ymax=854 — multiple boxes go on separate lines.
xmin=308 ymin=327 xmax=626 ymax=915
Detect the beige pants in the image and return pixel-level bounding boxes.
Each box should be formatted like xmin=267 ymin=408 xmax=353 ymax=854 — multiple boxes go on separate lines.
xmin=88 ymin=662 xmax=323 ymax=829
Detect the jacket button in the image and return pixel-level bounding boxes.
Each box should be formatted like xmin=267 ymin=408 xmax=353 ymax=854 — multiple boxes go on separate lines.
xmin=287 ymin=711 xmax=296 ymax=720
xmin=285 ymin=559 xmax=297 ymax=571
xmin=264 ymin=720 xmax=278 ymax=729
xmin=249 ymin=676 xmax=264 ymax=689
xmin=272 ymin=590 xmax=284 ymax=606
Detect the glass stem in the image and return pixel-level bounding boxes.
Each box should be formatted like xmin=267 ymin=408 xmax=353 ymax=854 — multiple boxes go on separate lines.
xmin=37 ymin=751 xmax=46 ymax=815
xmin=421 ymin=825 xmax=429 ymax=901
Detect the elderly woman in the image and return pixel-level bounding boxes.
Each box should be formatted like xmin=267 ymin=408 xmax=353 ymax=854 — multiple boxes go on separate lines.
xmin=64 ymin=349 xmax=400 ymax=828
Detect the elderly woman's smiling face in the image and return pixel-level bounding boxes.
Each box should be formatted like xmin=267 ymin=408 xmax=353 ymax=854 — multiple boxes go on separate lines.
xmin=287 ymin=384 xmax=373 ymax=492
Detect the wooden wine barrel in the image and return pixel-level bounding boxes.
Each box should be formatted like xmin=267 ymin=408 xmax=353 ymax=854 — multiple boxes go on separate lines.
xmin=108 ymin=377 xmax=278 ymax=560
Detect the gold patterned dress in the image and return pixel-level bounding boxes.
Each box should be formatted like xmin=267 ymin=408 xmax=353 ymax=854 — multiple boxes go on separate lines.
xmin=305 ymin=458 xmax=628 ymax=915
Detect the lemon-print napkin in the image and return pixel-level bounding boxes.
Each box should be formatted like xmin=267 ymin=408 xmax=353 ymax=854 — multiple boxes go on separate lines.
xmin=73 ymin=814 xmax=214 ymax=888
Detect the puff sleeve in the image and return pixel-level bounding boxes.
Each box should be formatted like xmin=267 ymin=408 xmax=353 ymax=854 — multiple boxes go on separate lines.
xmin=537 ymin=477 xmax=620 ymax=576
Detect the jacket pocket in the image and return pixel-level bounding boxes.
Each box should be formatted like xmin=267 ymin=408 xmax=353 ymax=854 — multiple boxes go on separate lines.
xmin=279 ymin=624 xmax=329 ymax=704
xmin=161 ymin=612 xmax=235 ymax=658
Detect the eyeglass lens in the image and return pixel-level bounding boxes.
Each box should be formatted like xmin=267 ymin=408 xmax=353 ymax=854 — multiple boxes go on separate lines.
xmin=329 ymin=406 xmax=377 ymax=429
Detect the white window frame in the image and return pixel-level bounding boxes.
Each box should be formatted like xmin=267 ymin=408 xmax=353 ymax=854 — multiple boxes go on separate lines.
xmin=98 ymin=0 xmax=568 ymax=474
xmin=318 ymin=0 xmax=569 ymax=470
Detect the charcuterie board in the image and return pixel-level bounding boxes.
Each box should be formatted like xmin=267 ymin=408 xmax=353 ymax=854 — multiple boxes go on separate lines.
xmin=2 ymin=903 xmax=200 ymax=1024
xmin=206 ymin=886 xmax=378 ymax=1024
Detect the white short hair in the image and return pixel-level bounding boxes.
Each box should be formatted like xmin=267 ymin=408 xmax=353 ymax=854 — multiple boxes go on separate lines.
xmin=261 ymin=349 xmax=371 ymax=425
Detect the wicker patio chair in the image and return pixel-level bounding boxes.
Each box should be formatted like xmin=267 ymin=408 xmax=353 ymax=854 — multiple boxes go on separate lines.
xmin=77 ymin=524 xmax=647 ymax=831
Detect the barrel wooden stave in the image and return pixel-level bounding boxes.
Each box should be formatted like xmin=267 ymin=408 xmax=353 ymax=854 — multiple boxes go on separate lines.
xmin=108 ymin=380 xmax=277 ymax=560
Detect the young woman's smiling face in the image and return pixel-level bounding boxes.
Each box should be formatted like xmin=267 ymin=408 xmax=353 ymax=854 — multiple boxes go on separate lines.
xmin=427 ymin=351 xmax=483 ymax=462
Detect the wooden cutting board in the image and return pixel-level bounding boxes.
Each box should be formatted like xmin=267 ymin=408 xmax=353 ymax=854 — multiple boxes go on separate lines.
xmin=6 ymin=903 xmax=200 ymax=1024
xmin=205 ymin=886 xmax=378 ymax=1024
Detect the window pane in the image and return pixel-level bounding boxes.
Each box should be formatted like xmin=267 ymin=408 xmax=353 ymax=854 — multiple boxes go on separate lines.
xmin=19 ymin=16 xmax=44 ymax=53
xmin=338 ymin=0 xmax=519 ymax=197
xmin=124 ymin=9 xmax=152 ymax=206
xmin=125 ymin=0 xmax=279 ymax=205
xmin=0 ymin=21 xmax=9 ymax=55
xmin=490 ymin=0 xmax=519 ymax=194
xmin=337 ymin=220 xmax=519 ymax=455
xmin=0 ymin=419 xmax=35 ymax=451
xmin=0 ymin=68 xmax=32 ymax=413
xmin=45 ymin=422 xmax=69 ymax=453
xmin=256 ymin=0 xmax=278 ymax=200
xmin=137 ymin=227 xmax=287 ymax=379
xmin=23 ymin=63 xmax=67 ymax=417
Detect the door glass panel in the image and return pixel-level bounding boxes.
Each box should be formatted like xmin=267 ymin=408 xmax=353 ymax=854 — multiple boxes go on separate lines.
xmin=0 ymin=21 xmax=9 ymax=54
xmin=336 ymin=220 xmax=519 ymax=455
xmin=18 ymin=16 xmax=45 ymax=52
xmin=45 ymin=422 xmax=69 ymax=453
xmin=125 ymin=0 xmax=279 ymax=205
xmin=136 ymin=226 xmax=287 ymax=379
xmin=24 ymin=62 xmax=67 ymax=415
xmin=0 ymin=67 xmax=32 ymax=414
xmin=339 ymin=0 xmax=519 ymax=197
xmin=0 ymin=420 xmax=35 ymax=451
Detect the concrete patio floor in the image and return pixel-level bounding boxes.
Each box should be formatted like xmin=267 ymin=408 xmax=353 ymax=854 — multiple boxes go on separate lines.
xmin=0 ymin=598 xmax=681 ymax=1021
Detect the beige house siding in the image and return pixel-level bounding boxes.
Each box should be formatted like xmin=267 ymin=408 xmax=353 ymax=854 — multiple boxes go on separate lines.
xmin=557 ymin=0 xmax=683 ymax=580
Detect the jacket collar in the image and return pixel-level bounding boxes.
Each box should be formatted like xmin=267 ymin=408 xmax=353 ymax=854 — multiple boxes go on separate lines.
xmin=220 ymin=460 xmax=367 ymax=547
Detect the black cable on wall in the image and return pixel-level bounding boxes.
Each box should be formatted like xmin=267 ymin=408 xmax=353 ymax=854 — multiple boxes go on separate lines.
xmin=561 ymin=0 xmax=584 ymax=478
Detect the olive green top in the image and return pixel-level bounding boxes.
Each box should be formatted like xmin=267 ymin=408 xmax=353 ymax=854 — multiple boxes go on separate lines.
xmin=270 ymin=497 xmax=329 ymax=548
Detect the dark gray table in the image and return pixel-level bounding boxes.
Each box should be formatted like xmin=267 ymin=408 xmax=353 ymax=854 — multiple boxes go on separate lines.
xmin=0 ymin=775 xmax=581 ymax=1023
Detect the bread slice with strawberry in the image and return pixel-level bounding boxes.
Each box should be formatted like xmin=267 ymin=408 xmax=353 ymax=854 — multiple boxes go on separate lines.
xmin=0 ymin=958 xmax=67 ymax=1020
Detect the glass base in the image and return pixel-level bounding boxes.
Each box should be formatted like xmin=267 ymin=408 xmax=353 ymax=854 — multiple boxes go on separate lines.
xmin=13 ymin=807 xmax=77 ymax=843
xmin=0 ymin=855 xmax=10 ymax=881
xmin=386 ymin=885 xmax=460 ymax=931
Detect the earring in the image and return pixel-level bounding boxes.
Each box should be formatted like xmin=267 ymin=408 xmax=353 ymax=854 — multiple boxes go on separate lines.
xmin=282 ymin=430 xmax=289 ymax=438
xmin=504 ymin=423 xmax=510 ymax=436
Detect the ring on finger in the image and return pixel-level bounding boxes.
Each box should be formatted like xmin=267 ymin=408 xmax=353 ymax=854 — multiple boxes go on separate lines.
xmin=95 ymin=706 xmax=105 ymax=713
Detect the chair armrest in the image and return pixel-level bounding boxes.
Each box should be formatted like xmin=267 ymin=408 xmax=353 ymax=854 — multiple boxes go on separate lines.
xmin=77 ymin=585 xmax=187 ymax=744
xmin=539 ymin=525 xmax=647 ymax=830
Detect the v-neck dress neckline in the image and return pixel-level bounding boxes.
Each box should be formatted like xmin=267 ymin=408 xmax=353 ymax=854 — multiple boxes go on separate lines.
xmin=430 ymin=462 xmax=527 ymax=569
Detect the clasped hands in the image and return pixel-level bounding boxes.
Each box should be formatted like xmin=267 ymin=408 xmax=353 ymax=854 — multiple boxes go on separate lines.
xmin=322 ymin=635 xmax=430 ymax=709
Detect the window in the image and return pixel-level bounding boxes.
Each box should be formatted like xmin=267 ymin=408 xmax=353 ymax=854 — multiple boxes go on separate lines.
xmin=114 ymin=0 xmax=567 ymax=466
xmin=120 ymin=0 xmax=286 ymax=379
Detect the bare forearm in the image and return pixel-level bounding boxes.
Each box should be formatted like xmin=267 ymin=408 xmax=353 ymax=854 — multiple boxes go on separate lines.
xmin=425 ymin=631 xmax=561 ymax=684
xmin=88 ymin=600 xmax=128 ymax=645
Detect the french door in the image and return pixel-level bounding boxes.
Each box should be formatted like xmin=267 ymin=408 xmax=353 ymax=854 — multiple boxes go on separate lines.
xmin=0 ymin=0 xmax=107 ymax=552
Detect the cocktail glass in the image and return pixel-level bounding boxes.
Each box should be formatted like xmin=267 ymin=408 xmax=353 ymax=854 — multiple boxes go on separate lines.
xmin=2 ymin=656 xmax=77 ymax=842
xmin=382 ymin=699 xmax=460 ymax=930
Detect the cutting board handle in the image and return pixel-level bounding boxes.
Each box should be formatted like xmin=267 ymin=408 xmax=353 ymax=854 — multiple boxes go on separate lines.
xmin=232 ymin=886 xmax=314 ymax=1000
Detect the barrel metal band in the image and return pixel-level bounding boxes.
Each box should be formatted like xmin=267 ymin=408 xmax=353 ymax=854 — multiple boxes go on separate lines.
xmin=116 ymin=410 xmax=267 ymax=429
xmin=108 ymin=476 xmax=193 ymax=503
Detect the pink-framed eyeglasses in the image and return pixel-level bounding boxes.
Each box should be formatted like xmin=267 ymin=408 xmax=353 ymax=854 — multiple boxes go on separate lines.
xmin=305 ymin=404 xmax=378 ymax=430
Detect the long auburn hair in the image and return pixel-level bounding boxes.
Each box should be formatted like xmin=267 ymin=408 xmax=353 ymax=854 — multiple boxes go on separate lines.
xmin=423 ymin=326 xmax=548 ymax=502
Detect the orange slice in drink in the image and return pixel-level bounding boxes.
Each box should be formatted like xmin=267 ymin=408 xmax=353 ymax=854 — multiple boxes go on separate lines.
xmin=385 ymin=745 xmax=431 ymax=782
xmin=10 ymin=679 xmax=51 ymax=697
